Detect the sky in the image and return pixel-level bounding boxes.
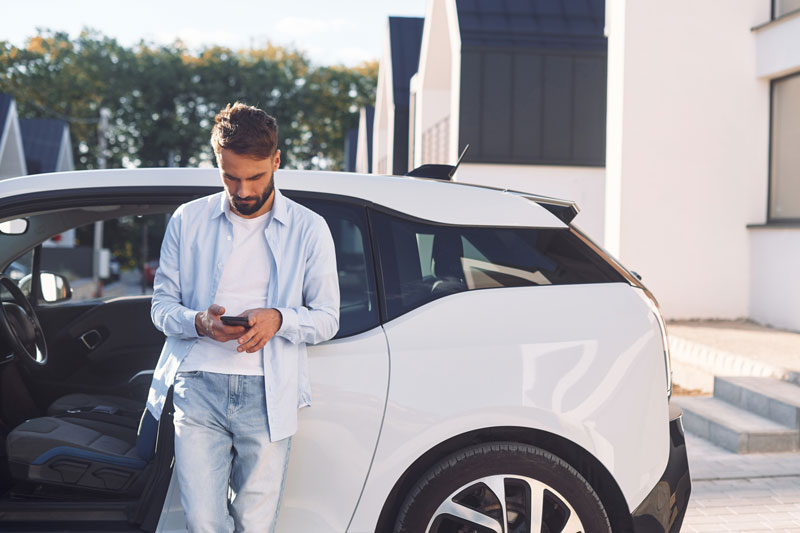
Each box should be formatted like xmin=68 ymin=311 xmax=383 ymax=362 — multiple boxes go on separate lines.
xmin=3 ymin=0 xmax=429 ymax=66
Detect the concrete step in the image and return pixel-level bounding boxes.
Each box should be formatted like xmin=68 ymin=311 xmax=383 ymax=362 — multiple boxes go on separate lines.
xmin=673 ymin=396 xmax=800 ymax=453
xmin=714 ymin=376 xmax=800 ymax=429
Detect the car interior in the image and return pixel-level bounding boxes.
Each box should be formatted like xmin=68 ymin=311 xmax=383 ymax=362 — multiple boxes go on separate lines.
xmin=0 ymin=202 xmax=181 ymax=531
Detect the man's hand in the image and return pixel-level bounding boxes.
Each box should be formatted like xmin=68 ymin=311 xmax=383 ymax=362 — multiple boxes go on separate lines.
xmin=195 ymin=304 xmax=247 ymax=341
xmin=235 ymin=308 xmax=283 ymax=353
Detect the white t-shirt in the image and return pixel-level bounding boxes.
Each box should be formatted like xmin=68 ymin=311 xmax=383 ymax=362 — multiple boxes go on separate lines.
xmin=179 ymin=208 xmax=274 ymax=375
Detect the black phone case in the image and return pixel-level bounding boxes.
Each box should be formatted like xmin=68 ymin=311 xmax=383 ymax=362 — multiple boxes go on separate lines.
xmin=221 ymin=316 xmax=249 ymax=327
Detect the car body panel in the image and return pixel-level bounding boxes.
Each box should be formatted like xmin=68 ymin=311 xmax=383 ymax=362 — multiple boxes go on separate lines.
xmin=349 ymin=283 xmax=670 ymax=532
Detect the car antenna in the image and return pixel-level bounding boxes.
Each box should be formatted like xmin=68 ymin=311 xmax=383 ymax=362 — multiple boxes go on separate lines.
xmin=447 ymin=144 xmax=470 ymax=179
xmin=404 ymin=144 xmax=470 ymax=181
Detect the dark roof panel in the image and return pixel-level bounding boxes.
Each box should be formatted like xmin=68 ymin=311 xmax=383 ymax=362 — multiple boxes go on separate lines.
xmin=0 ymin=94 xmax=13 ymax=139
xmin=388 ymin=17 xmax=425 ymax=109
xmin=364 ymin=106 xmax=374 ymax=170
xmin=344 ymin=128 xmax=358 ymax=172
xmin=19 ymin=118 xmax=68 ymax=174
xmin=455 ymin=0 xmax=606 ymax=50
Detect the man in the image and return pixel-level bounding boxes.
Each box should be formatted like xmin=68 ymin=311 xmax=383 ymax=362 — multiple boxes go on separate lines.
xmin=146 ymin=102 xmax=340 ymax=532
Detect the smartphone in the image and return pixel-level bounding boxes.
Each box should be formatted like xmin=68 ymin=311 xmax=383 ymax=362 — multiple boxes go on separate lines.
xmin=220 ymin=315 xmax=250 ymax=327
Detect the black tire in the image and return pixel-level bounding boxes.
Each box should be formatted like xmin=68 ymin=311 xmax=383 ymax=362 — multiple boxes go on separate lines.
xmin=393 ymin=442 xmax=611 ymax=533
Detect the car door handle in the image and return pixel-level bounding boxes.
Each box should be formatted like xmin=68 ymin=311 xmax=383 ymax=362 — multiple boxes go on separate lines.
xmin=79 ymin=329 xmax=102 ymax=350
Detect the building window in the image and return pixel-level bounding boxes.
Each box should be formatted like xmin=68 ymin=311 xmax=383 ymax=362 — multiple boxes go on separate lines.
xmin=773 ymin=0 xmax=800 ymax=19
xmin=769 ymin=73 xmax=800 ymax=220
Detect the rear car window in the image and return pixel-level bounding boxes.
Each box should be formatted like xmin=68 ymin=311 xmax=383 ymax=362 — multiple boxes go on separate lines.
xmin=372 ymin=211 xmax=625 ymax=320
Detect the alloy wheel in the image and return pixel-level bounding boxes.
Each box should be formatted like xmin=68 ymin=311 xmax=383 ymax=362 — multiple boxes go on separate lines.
xmin=426 ymin=474 xmax=585 ymax=533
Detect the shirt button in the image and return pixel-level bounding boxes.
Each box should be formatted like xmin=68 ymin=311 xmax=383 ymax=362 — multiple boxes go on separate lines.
xmin=227 ymin=235 xmax=231 ymax=240
xmin=217 ymin=263 xmax=223 ymax=268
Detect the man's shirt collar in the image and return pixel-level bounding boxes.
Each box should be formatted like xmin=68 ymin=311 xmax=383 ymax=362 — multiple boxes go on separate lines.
xmin=214 ymin=186 xmax=287 ymax=225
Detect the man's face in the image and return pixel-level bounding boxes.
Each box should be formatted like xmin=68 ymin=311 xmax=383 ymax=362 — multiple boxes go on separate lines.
xmin=217 ymin=148 xmax=281 ymax=218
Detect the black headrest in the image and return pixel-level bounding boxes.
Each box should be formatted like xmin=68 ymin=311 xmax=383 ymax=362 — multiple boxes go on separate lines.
xmin=432 ymin=233 xmax=464 ymax=280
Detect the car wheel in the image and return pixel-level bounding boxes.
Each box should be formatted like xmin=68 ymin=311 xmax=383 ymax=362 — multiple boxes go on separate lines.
xmin=393 ymin=442 xmax=611 ymax=533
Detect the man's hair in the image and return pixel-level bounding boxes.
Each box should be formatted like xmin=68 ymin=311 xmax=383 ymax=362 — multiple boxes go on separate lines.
xmin=211 ymin=102 xmax=278 ymax=158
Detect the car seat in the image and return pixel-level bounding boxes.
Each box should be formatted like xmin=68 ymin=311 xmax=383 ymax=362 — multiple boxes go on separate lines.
xmin=5 ymin=397 xmax=164 ymax=495
xmin=430 ymin=232 xmax=467 ymax=297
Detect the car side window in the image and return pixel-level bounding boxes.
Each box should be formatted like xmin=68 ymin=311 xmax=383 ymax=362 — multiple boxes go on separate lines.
xmin=37 ymin=212 xmax=170 ymax=301
xmin=372 ymin=211 xmax=623 ymax=321
xmin=291 ymin=197 xmax=380 ymax=339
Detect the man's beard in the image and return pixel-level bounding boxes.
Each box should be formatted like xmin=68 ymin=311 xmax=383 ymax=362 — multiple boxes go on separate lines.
xmin=230 ymin=175 xmax=274 ymax=216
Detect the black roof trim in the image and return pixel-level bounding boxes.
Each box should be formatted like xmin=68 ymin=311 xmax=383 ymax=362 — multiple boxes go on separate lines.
xmin=539 ymin=202 xmax=579 ymax=225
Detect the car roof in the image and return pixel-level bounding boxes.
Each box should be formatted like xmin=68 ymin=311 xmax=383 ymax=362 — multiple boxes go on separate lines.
xmin=0 ymin=168 xmax=568 ymax=228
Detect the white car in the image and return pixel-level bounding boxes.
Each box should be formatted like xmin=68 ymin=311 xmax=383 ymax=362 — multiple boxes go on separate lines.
xmin=0 ymin=168 xmax=690 ymax=533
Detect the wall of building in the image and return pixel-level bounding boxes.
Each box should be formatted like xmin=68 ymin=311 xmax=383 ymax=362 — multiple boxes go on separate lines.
xmin=454 ymin=163 xmax=606 ymax=244
xmin=749 ymin=228 xmax=800 ymax=331
xmin=413 ymin=0 xmax=456 ymax=167
xmin=458 ymin=49 xmax=607 ymax=167
xmin=606 ymin=0 xmax=771 ymax=319
xmin=373 ymin=29 xmax=394 ymax=175
xmin=747 ymin=10 xmax=800 ymax=330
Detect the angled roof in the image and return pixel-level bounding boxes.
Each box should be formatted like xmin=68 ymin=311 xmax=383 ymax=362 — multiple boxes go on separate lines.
xmin=389 ymin=17 xmax=425 ymax=109
xmin=455 ymin=0 xmax=606 ymax=50
xmin=0 ymin=94 xmax=13 ymax=136
xmin=19 ymin=118 xmax=69 ymax=174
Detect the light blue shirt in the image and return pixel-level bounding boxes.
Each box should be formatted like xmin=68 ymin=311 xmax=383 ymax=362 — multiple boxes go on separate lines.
xmin=146 ymin=187 xmax=340 ymax=442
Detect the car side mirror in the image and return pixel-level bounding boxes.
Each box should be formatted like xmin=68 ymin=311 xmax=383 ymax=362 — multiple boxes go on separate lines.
xmin=0 ymin=218 xmax=29 ymax=235
xmin=40 ymin=272 xmax=72 ymax=303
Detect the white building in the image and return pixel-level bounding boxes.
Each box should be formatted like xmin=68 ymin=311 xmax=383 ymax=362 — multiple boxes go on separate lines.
xmin=408 ymin=0 xmax=609 ymax=243
xmin=605 ymin=0 xmax=800 ymax=328
xmin=355 ymin=107 xmax=374 ymax=174
xmin=373 ymin=17 xmax=425 ymax=176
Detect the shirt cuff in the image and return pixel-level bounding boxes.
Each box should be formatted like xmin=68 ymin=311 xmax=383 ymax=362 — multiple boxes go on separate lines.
xmin=275 ymin=307 xmax=297 ymax=343
xmin=183 ymin=309 xmax=200 ymax=339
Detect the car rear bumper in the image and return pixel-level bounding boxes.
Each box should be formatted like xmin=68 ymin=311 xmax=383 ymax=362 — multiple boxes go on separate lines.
xmin=631 ymin=402 xmax=692 ymax=533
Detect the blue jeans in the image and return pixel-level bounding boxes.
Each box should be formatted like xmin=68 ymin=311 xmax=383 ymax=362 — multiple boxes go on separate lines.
xmin=173 ymin=371 xmax=291 ymax=533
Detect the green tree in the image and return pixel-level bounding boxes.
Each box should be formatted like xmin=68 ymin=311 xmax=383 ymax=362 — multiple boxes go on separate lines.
xmin=0 ymin=29 xmax=378 ymax=171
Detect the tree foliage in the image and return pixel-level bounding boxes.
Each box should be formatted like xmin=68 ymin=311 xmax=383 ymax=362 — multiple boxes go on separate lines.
xmin=0 ymin=29 xmax=377 ymax=170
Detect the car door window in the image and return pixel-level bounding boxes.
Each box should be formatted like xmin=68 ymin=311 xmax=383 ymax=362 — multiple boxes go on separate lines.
xmin=291 ymin=197 xmax=380 ymax=338
xmin=37 ymin=212 xmax=171 ymax=301
xmin=372 ymin=211 xmax=624 ymax=320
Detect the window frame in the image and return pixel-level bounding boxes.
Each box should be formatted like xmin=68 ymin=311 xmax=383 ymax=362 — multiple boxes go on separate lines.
xmin=772 ymin=0 xmax=800 ymax=20
xmin=767 ymin=70 xmax=800 ymax=223
xmin=286 ymin=191 xmax=384 ymax=339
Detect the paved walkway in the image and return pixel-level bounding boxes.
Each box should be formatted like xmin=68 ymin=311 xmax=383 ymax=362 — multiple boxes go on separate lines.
xmin=668 ymin=319 xmax=800 ymax=529
xmin=683 ymin=433 xmax=800 ymax=531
